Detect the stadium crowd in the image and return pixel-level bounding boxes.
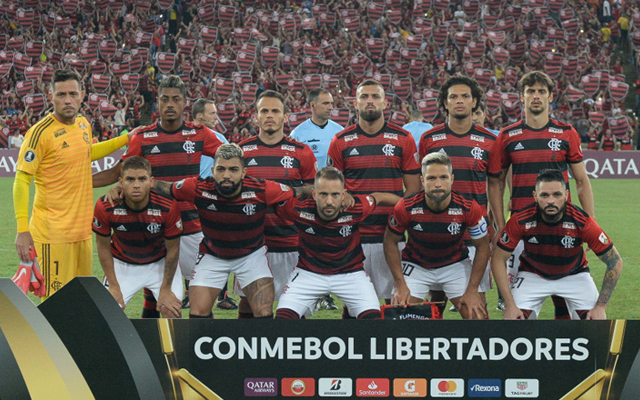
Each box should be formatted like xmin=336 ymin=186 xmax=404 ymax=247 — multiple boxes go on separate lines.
xmin=1 ymin=0 xmax=640 ymax=150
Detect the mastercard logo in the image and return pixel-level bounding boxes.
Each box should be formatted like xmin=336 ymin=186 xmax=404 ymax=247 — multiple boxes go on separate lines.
xmin=438 ymin=380 xmax=457 ymax=392
xmin=431 ymin=378 xmax=464 ymax=397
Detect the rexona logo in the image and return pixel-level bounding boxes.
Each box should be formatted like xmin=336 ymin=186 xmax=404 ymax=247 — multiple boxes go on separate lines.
xmin=244 ymin=378 xmax=277 ymax=397
xmin=282 ymin=378 xmax=315 ymax=397
xmin=318 ymin=378 xmax=353 ymax=397
xmin=431 ymin=379 xmax=464 ymax=397
xmin=356 ymin=378 xmax=390 ymax=397
xmin=505 ymin=379 xmax=539 ymax=398
xmin=468 ymin=379 xmax=502 ymax=397
xmin=393 ymin=378 xmax=427 ymax=397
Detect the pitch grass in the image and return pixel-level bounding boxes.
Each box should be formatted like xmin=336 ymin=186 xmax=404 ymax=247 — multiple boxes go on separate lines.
xmin=1 ymin=178 xmax=638 ymax=320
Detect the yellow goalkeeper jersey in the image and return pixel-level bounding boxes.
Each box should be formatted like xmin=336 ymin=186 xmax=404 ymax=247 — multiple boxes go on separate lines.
xmin=17 ymin=113 xmax=94 ymax=243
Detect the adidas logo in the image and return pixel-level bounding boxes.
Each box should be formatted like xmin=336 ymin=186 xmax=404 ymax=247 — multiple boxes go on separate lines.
xmin=514 ymin=142 xmax=524 ymax=150
xmin=207 ymin=203 xmax=217 ymax=211
xmin=247 ymin=158 xmax=258 ymax=166
xmin=62 ymin=141 xmax=69 ymax=148
xmin=413 ymin=224 xmax=423 ymax=231
xmin=528 ymin=236 xmax=539 ymax=244
xmin=305 ymin=227 xmax=315 ymax=235
xmin=116 ymin=225 xmax=127 ymax=231
xmin=438 ymin=148 xmax=447 ymax=155
xmin=150 ymin=146 xmax=161 ymax=154
xmin=350 ymin=148 xmax=359 ymax=156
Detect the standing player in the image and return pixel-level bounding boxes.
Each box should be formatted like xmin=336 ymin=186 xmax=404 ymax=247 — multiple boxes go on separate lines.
xmin=93 ymin=75 xmax=225 ymax=317
xmin=327 ymin=79 xmax=422 ymax=311
xmin=275 ymin=167 xmax=401 ymax=319
xmin=14 ymin=69 xmax=130 ymax=296
xmin=153 ymin=144 xmax=307 ymax=318
xmin=235 ymin=90 xmax=317 ymax=318
xmin=471 ymin=101 xmax=500 ymax=136
xmin=93 ymin=156 xmax=183 ymax=318
xmin=290 ymin=88 xmax=344 ymax=168
xmin=492 ymin=169 xmax=622 ymax=320
xmin=419 ymin=76 xmax=497 ymax=314
xmin=488 ymin=71 xmax=595 ymax=319
xmin=384 ymin=153 xmax=490 ymax=319
xmin=402 ymin=108 xmax=433 ymax=148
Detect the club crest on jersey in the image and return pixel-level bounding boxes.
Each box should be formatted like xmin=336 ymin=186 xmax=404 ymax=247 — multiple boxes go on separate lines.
xmin=147 ymin=223 xmax=161 ymax=234
xmin=182 ymin=129 xmax=196 ymax=135
xmin=432 ymin=133 xmax=446 ymax=141
xmin=243 ymin=204 xmax=256 ymax=215
xmin=411 ymin=207 xmax=424 ymax=215
xmin=344 ymin=133 xmax=358 ymax=142
xmin=448 ymin=208 xmax=463 ymax=215
xmin=599 ymin=232 xmax=609 ymax=245
xmin=563 ymin=222 xmax=576 ymax=230
xmin=93 ymin=217 xmax=101 ymax=228
xmin=300 ymin=211 xmax=315 ymax=221
xmin=242 ymin=191 xmax=256 ymax=199
xmin=447 ymin=222 xmax=461 ymax=235
xmin=183 ymin=140 xmax=196 ymax=154
xmin=148 ymin=209 xmax=161 ymax=216
xmin=114 ymin=209 xmax=127 ymax=216
xmin=281 ymin=144 xmax=295 ymax=152
xmin=382 ymin=144 xmax=395 ymax=156
xmin=281 ymin=156 xmax=294 ymax=168
xmin=470 ymin=134 xmax=485 ymax=143
xmin=384 ymin=133 xmax=398 ymax=140
xmin=280 ymin=184 xmax=291 ymax=191
xmin=549 ymin=127 xmax=563 ymax=134
xmin=525 ymin=221 xmax=537 ymax=230
xmin=471 ymin=147 xmax=484 ymax=160
xmin=144 ymin=132 xmax=158 ymax=138
xmin=203 ymin=191 xmax=217 ymax=200
xmin=509 ymin=129 xmax=523 ymax=137
xmin=548 ymin=138 xmax=562 ymax=151
xmin=339 ymin=225 xmax=352 ymax=237
xmin=24 ymin=150 xmax=36 ymax=162
xmin=561 ymin=235 xmax=575 ymax=248
xmin=338 ymin=215 xmax=353 ymax=223
xmin=243 ymin=145 xmax=258 ymax=152
xmin=500 ymin=232 xmax=510 ymax=244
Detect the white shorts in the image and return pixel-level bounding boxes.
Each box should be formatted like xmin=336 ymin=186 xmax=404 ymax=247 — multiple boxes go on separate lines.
xmin=190 ymin=246 xmax=273 ymax=290
xmin=277 ymin=268 xmax=380 ymax=318
xmin=401 ymin=259 xmax=472 ymax=301
xmin=103 ymin=258 xmax=183 ymax=305
xmin=506 ymin=240 xmax=525 ymax=285
xmin=233 ymin=251 xmax=298 ymax=300
xmin=467 ymin=245 xmax=491 ymax=293
xmin=511 ymin=271 xmax=599 ymax=319
xmin=363 ymin=242 xmax=405 ymax=299
xmin=179 ymin=232 xmax=203 ymax=279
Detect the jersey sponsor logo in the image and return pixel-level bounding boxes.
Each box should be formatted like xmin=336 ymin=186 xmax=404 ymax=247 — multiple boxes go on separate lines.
xmin=413 ymin=223 xmax=423 ymax=231
xmin=563 ymin=222 xmax=576 ymax=230
xmin=384 ymin=133 xmax=398 ymax=140
xmin=528 ymin=236 xmax=539 ymax=244
xmin=318 ymin=378 xmax=352 ymax=397
xmin=282 ymin=378 xmax=315 ymax=397
xmin=448 ymin=208 xmax=463 ymax=215
xmin=411 ymin=207 xmax=424 ymax=215
xmin=432 ymin=133 xmax=447 ymax=141
xmin=431 ymin=379 xmax=464 ymax=397
xmin=339 ymin=225 xmax=352 ymax=237
xmin=147 ymin=223 xmax=161 ymax=234
xmin=183 ymin=140 xmax=196 ymax=154
xmin=470 ymin=134 xmax=485 ymax=143
xmin=448 ymin=222 xmax=462 ymax=235
xmin=114 ymin=209 xmax=127 ymax=216
xmin=148 ymin=209 xmax=161 ymax=216
xmin=280 ymin=183 xmax=291 ymax=191
xmin=509 ymin=129 xmax=523 ymax=137
xmin=338 ymin=215 xmax=353 ymax=223
xmin=93 ymin=217 xmax=102 ymax=228
xmin=549 ymin=127 xmax=563 ymax=134
xmin=281 ymin=156 xmax=295 ymax=168
xmin=344 ymin=133 xmax=358 ymax=142
xmin=207 ymin=203 xmax=217 ymax=211
xmin=54 ymin=128 xmax=67 ymax=137
xmin=243 ymin=145 xmax=258 ymax=152
xmin=599 ymin=232 xmax=609 ymax=245
xmin=561 ymin=235 xmax=575 ymax=248
xmin=500 ymin=231 xmax=510 ymax=244
xmin=79 ymin=122 xmax=88 ymax=129
xmin=247 ymin=158 xmax=258 ymax=166
xmin=175 ymin=179 xmax=185 ymax=189
xmin=150 ymin=145 xmax=161 ymax=154
xmin=525 ymin=221 xmax=537 ymax=230
xmin=182 ymin=129 xmax=196 ymax=135
xmin=382 ymin=144 xmax=396 ymax=156
xmin=202 ymin=191 xmax=217 ymax=200
xmin=242 ymin=191 xmax=256 ymax=199
xmin=305 ymin=227 xmax=316 ymax=235
xmin=243 ymin=204 xmax=257 ymax=215
xmin=349 ymin=148 xmax=360 ymax=156
xmin=468 ymin=379 xmax=501 ymax=397
xmin=281 ymin=144 xmax=296 ymax=152
xmin=356 ymin=378 xmax=389 ymax=397
xmin=394 ymin=378 xmax=427 ymax=397
xmin=471 ymin=147 xmax=484 ymax=160
xmin=24 ymin=150 xmax=36 ymax=162
xmin=62 ymin=141 xmax=70 ymax=149
xmin=505 ymin=379 xmax=538 ymax=397
xmin=144 ymin=131 xmax=158 ymax=138
xmin=548 ymin=138 xmax=562 ymax=151
xmin=116 ymin=225 xmax=127 ymax=231
xmin=300 ymin=212 xmax=315 ymax=221
xmin=514 ymin=142 xmax=524 ymax=150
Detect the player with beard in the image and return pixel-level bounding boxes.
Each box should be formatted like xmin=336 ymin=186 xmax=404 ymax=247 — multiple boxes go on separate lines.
xmin=492 ymin=169 xmax=622 ymax=320
xmin=327 ymin=80 xmax=422 ymax=315
xmin=418 ymin=76 xmax=497 ymax=316
xmin=233 ymin=90 xmax=317 ymax=318
xmin=383 ymin=152 xmax=490 ymax=319
xmin=152 ymin=144 xmax=311 ymax=318
xmin=488 ymin=71 xmax=595 ymax=319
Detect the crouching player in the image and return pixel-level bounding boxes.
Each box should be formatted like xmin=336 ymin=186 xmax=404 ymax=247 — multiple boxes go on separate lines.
xmin=93 ymin=156 xmax=184 ymax=318
xmin=274 ymin=167 xmax=401 ymax=319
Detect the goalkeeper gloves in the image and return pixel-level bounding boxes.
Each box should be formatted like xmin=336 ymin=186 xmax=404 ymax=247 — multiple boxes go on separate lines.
xmin=12 ymin=248 xmax=46 ymax=297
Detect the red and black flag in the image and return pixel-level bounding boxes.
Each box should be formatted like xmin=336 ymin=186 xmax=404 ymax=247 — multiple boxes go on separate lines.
xmin=565 ymin=85 xmax=584 ymax=102
xmin=433 ymin=0 xmax=449 ymax=12
xmin=90 ymin=60 xmax=106 ymax=74
xmin=432 ymin=26 xmax=448 ymax=46
xmin=303 ymin=74 xmax=322 ymax=89
xmin=232 ymin=72 xmax=251 ymax=87
xmin=549 ymin=0 xmax=565 ymax=12
xmin=483 ymin=15 xmax=498 ymax=29
xmin=197 ymin=6 xmax=215 ymax=24
xmin=608 ymin=81 xmax=629 ymax=102
xmin=129 ymin=55 xmax=143 ymax=73
xmin=287 ymin=79 xmax=304 ymax=93
xmin=241 ymin=83 xmax=257 ymax=105
xmin=330 ymin=108 xmax=351 ymax=126
xmin=88 ymin=93 xmax=108 ymax=110
xmin=463 ymin=21 xmax=478 ymax=33
xmin=275 ymin=74 xmax=293 ymax=88
xmin=367 ymin=2 xmax=385 ymax=20
xmin=80 ymin=45 xmax=99 ymax=62
xmin=389 ymin=111 xmax=406 ymax=126
xmin=342 ymin=16 xmax=360 ymax=32
xmin=522 ymin=20 xmax=536 ymax=34
xmin=595 ymin=70 xmax=610 ymax=87
xmin=321 ymin=41 xmax=337 ymax=61
xmin=349 ymin=53 xmax=371 ymax=77
xmin=303 ymin=44 xmax=321 ymax=58
xmin=198 ymin=55 xmax=215 ymax=74
xmin=562 ymin=57 xmax=578 ymax=77
xmin=508 ymin=42 xmax=525 ymax=60
xmin=496 ymin=17 xmax=515 ymax=33
xmin=589 ymin=111 xmax=605 ymax=125
xmin=505 ymin=68 xmax=519 ymax=86
xmin=454 ymin=32 xmax=472 ymax=47
xmin=559 ymin=7 xmax=575 ymax=20
xmin=581 ymin=75 xmax=600 ymax=97
xmin=218 ymin=5 xmax=238 ymax=25
xmin=414 ymin=18 xmax=431 ymax=36
xmin=99 ymin=39 xmax=117 ymax=60
xmin=485 ymin=90 xmax=502 ymax=112
xmin=366 ymin=38 xmax=385 ymax=59
xmin=462 ymin=0 xmax=479 ymax=15
xmin=111 ymin=62 xmax=129 ymax=78
xmin=502 ymin=100 xmax=521 ymax=120
xmin=544 ymin=52 xmax=563 ymax=78
xmin=487 ymin=31 xmax=506 ymax=46
xmin=372 ymin=73 xmax=393 ymax=90
xmin=177 ymin=38 xmax=196 ymax=55
xmin=387 ymin=9 xmax=402 ymax=24
xmin=25 ymin=41 xmax=43 ymax=58
xmin=216 ymin=102 xmax=236 ymax=125
xmin=1 ymin=51 xmax=15 ymax=64
xmin=301 ymin=17 xmax=316 ymax=31
xmin=91 ymin=74 xmax=111 ymax=93
xmin=214 ymin=56 xmax=233 ymax=75
xmin=401 ymin=48 xmax=419 ymax=62
xmin=391 ymin=78 xmax=412 ymax=99
xmin=493 ymin=46 xmax=509 ymax=64
xmin=318 ymin=11 xmax=336 ymax=24
xmin=466 ymin=41 xmax=485 ymax=59
xmin=131 ymin=48 xmax=149 ymax=64
xmin=63 ymin=0 xmax=79 ymax=14
xmin=24 ymin=93 xmax=47 ymax=115
xmin=532 ymin=7 xmax=550 ymax=19
xmin=42 ymin=65 xmax=54 ymax=82
xmin=282 ymin=55 xmax=299 ymax=70
xmin=386 ymin=49 xmax=401 ymax=64
xmin=42 ymin=13 xmax=55 ymax=32
xmin=200 ymin=26 xmax=218 ymax=46
xmin=563 ymin=18 xmax=579 ymax=34
xmin=409 ymin=58 xmax=424 ymax=79
xmin=13 ymin=53 xmax=31 ymax=75
xmin=474 ymin=69 xmax=493 ymax=88
xmin=99 ymin=99 xmax=117 ymax=118
xmin=406 ymin=35 xmax=423 ymax=50
xmin=232 ymin=28 xmax=251 ymax=43
xmin=261 ymin=46 xmax=278 ymax=66
xmin=24 ymin=66 xmax=43 ymax=80
xmin=416 ymin=98 xmax=438 ymax=122
xmin=16 ymin=8 xmax=36 ymax=29
xmin=60 ymin=26 xmax=77 ymax=40
xmin=237 ymin=51 xmax=256 ymax=71
xmin=287 ymin=111 xmax=309 ymax=130
xmin=121 ymin=73 xmax=139 ymax=94
xmin=214 ymin=78 xmax=235 ymax=100
xmin=547 ymin=27 xmax=566 ymax=41
xmin=464 ymin=60 xmax=480 ymax=75
xmin=507 ymin=5 xmax=522 ymax=18
xmin=134 ymin=32 xmax=152 ymax=47
xmin=423 ymin=88 xmax=438 ymax=99
xmin=529 ymin=40 xmax=542 ymax=61
xmin=16 ymin=80 xmax=34 ymax=97
xmin=156 ymin=52 xmax=176 ymax=74
xmin=157 ymin=0 xmax=174 ymax=10
xmin=7 ymin=36 xmax=25 ymax=52
xmin=608 ymin=116 xmax=629 ymax=137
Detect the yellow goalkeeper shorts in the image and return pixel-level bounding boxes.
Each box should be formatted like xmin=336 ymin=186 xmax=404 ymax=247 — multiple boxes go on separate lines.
xmin=33 ymin=239 xmax=93 ymax=298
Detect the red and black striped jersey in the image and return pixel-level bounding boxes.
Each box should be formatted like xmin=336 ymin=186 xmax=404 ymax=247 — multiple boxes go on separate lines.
xmin=275 ymin=194 xmax=377 ymax=274
xmin=170 ymin=176 xmax=294 ymax=259
xmin=497 ymin=202 xmax=613 ymax=279
xmin=92 ymin=190 xmax=182 ymax=265
xmin=239 ymin=135 xmax=317 ymax=252
xmin=419 ymin=123 xmax=497 ymax=212
xmin=327 ymin=122 xmax=421 ymax=243
xmin=388 ymin=191 xmax=484 ymax=269
xmin=122 ymin=121 xmax=224 ymax=235
xmin=488 ymin=119 xmax=583 ymax=212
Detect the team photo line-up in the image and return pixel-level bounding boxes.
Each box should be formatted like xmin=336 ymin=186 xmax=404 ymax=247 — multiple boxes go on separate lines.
xmin=13 ymin=68 xmax=623 ymax=320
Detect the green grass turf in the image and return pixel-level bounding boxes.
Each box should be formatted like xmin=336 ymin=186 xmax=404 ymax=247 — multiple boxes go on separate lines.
xmin=1 ymin=177 xmax=638 ymax=320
